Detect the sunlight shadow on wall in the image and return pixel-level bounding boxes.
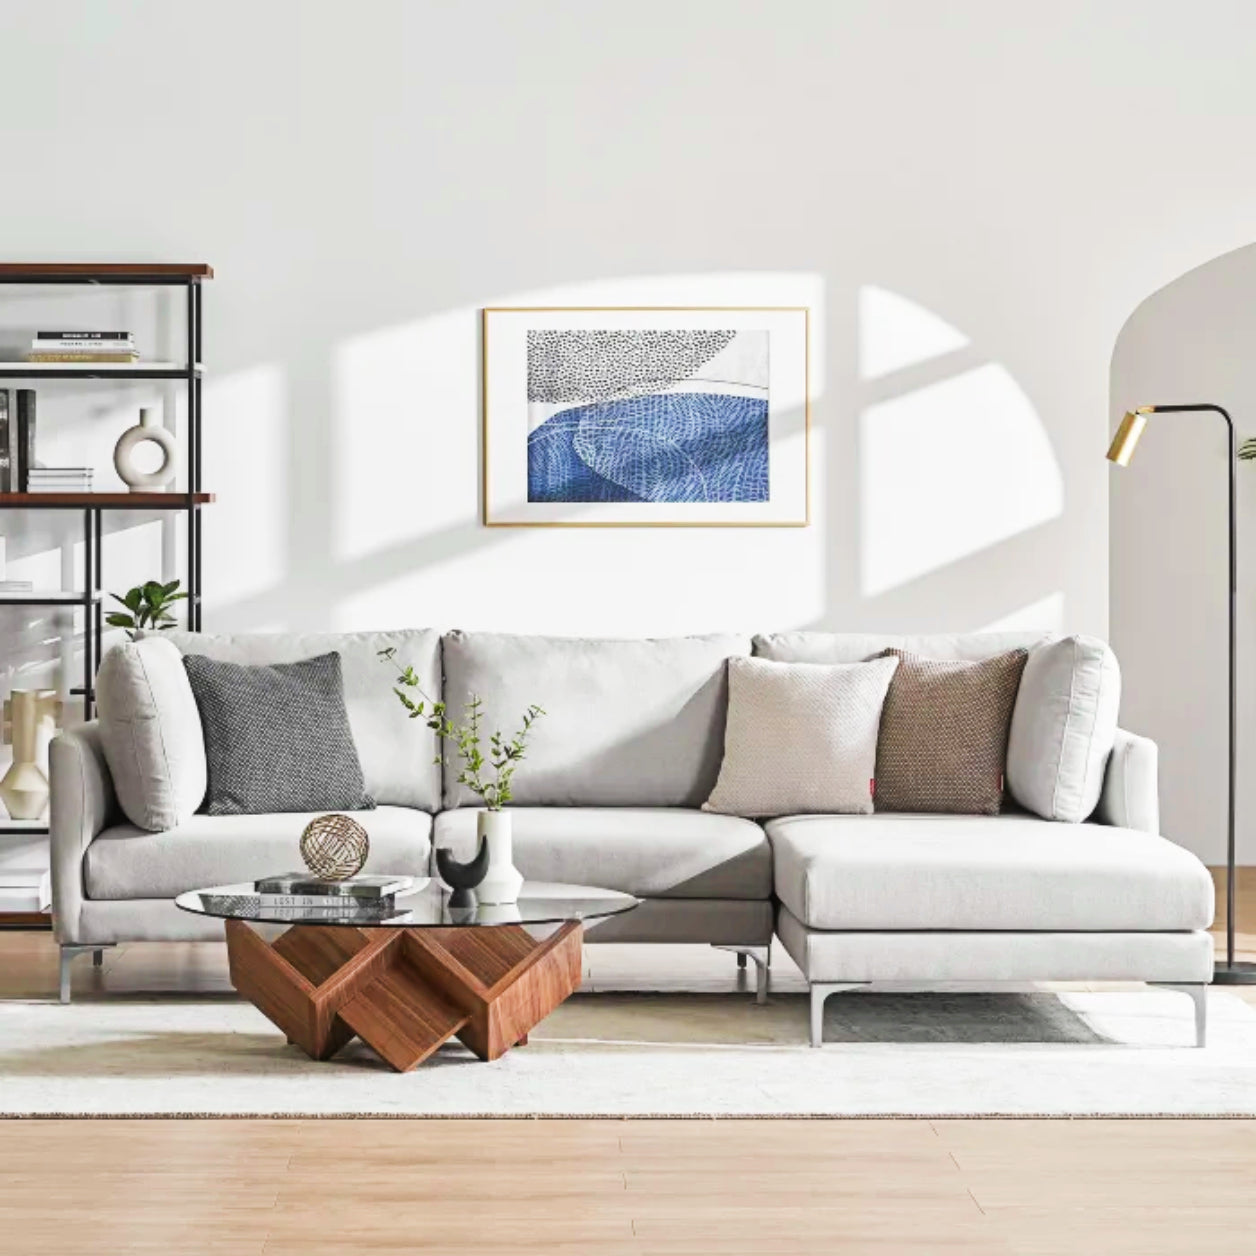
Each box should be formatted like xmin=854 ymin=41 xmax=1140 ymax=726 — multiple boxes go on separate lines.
xmin=202 ymin=364 xmax=288 ymax=619
xmin=859 ymin=285 xmax=969 ymax=381
xmin=859 ymin=286 xmax=1063 ymax=599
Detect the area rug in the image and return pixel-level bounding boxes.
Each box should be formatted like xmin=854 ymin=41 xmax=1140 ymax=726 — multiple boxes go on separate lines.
xmin=3 ymin=988 xmax=1256 ymax=1117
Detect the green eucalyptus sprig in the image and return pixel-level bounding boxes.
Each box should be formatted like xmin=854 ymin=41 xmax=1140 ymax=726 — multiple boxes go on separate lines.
xmin=105 ymin=579 xmax=188 ymax=640
xmin=378 ymin=646 xmax=543 ymax=810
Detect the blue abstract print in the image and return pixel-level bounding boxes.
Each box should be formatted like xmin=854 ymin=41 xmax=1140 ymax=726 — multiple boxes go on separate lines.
xmin=525 ymin=328 xmax=771 ymax=504
xmin=528 ymin=392 xmax=769 ymax=503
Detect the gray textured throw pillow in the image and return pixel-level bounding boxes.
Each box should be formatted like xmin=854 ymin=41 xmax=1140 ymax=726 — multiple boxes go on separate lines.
xmin=874 ymin=648 xmax=1028 ymax=815
xmin=182 ymin=651 xmax=374 ymax=816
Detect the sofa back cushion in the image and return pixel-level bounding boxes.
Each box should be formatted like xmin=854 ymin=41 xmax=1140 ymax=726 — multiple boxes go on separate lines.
xmin=1006 ymin=634 xmax=1120 ymax=823
xmin=96 ymin=636 xmax=207 ymax=831
xmin=441 ymin=631 xmax=749 ymax=808
xmin=161 ymin=629 xmax=441 ymax=811
xmin=754 ymin=630 xmax=1047 ymax=665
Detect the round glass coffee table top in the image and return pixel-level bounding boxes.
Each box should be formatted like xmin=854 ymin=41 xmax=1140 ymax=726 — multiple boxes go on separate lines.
xmin=174 ymin=878 xmax=639 ymax=928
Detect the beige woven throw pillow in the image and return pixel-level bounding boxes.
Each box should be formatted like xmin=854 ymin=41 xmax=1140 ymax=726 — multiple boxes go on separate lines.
xmin=874 ymin=648 xmax=1028 ymax=815
xmin=703 ymin=655 xmax=900 ymax=817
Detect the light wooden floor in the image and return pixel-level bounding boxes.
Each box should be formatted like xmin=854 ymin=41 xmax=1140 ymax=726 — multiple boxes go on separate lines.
xmin=0 ymin=870 xmax=1252 ymax=1256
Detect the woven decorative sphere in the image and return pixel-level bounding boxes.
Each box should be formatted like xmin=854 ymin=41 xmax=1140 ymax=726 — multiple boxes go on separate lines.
xmin=299 ymin=813 xmax=369 ymax=881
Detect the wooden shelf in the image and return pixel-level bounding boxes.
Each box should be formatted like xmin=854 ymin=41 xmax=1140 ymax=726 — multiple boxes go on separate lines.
xmin=0 ymin=263 xmax=212 ymax=278
xmin=0 ymin=492 xmax=214 ymax=508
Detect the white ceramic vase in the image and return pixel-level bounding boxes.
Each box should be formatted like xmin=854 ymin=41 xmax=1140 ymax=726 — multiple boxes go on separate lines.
xmin=475 ymin=809 xmax=522 ymax=905
xmin=0 ymin=689 xmax=60 ymax=820
xmin=114 ymin=407 xmax=178 ymax=491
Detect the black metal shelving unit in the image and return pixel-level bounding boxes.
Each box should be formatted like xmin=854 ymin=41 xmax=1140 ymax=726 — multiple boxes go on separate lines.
xmin=0 ymin=264 xmax=214 ymax=838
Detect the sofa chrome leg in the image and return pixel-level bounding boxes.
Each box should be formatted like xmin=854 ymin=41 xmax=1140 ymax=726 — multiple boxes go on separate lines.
xmin=713 ymin=944 xmax=772 ymax=1004
xmin=809 ymin=983 xmax=867 ymax=1047
xmin=58 ymin=944 xmax=114 ymax=1003
xmin=1152 ymin=982 xmax=1208 ymax=1048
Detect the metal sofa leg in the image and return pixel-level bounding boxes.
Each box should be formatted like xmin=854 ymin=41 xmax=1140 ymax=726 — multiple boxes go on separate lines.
xmin=59 ymin=944 xmax=113 ymax=1004
xmin=713 ymin=944 xmax=772 ymax=1003
xmin=809 ymin=983 xmax=868 ymax=1047
xmin=1151 ymin=981 xmax=1209 ymax=1048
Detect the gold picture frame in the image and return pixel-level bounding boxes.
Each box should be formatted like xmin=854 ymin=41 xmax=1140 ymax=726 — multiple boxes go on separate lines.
xmin=481 ymin=306 xmax=810 ymax=527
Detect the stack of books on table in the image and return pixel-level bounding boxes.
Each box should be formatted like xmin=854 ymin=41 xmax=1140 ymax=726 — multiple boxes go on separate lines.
xmin=27 ymin=331 xmax=139 ymax=364
xmin=26 ymin=467 xmax=93 ymax=494
xmin=251 ymin=873 xmax=413 ymax=919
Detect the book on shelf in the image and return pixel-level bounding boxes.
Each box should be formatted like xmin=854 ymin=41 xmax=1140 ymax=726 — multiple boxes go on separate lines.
xmin=27 ymin=466 xmax=93 ymax=493
xmin=252 ymin=873 xmax=413 ymax=899
xmin=0 ymin=580 xmax=34 ymax=592
xmin=26 ymin=352 xmax=139 ymax=363
xmin=35 ymin=331 xmax=132 ymax=341
xmin=15 ymin=390 xmax=34 ymax=492
xmin=0 ymin=388 xmax=9 ymax=492
xmin=32 ymin=339 xmax=135 ymax=353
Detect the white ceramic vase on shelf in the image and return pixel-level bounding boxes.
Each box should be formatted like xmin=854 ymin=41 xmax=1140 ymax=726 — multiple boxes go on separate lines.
xmin=114 ymin=407 xmax=178 ymax=491
xmin=475 ymin=810 xmax=522 ymax=905
xmin=0 ymin=689 xmax=60 ymax=821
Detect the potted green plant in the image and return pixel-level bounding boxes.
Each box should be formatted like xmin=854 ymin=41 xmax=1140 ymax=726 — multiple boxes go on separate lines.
xmin=105 ymin=579 xmax=188 ymax=640
xmin=379 ymin=647 xmax=543 ymax=904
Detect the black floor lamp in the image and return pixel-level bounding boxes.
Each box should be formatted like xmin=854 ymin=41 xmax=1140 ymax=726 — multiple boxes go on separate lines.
xmin=1107 ymin=403 xmax=1255 ymax=983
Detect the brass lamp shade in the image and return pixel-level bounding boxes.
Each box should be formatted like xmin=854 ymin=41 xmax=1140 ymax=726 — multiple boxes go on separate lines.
xmin=1106 ymin=408 xmax=1152 ymax=466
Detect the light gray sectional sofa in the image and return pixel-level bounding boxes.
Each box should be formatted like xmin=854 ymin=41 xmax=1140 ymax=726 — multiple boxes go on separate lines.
xmin=49 ymin=627 xmax=1216 ymax=1046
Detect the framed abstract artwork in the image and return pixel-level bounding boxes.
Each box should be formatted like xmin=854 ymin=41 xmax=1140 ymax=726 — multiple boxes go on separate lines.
xmin=481 ymin=307 xmax=809 ymax=526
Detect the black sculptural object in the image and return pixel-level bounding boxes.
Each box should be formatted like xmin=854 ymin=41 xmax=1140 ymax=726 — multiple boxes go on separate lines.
xmin=435 ymin=836 xmax=490 ymax=909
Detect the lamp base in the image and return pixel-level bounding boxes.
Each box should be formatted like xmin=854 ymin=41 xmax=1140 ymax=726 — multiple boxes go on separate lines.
xmin=1212 ymin=960 xmax=1256 ymax=985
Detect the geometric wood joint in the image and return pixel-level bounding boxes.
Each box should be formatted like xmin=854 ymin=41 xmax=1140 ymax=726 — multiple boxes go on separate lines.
xmin=225 ymin=919 xmax=583 ymax=1071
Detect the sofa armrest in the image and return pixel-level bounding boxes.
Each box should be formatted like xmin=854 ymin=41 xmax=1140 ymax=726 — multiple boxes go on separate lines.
xmin=49 ymin=722 xmax=118 ymax=943
xmin=1094 ymin=727 xmax=1159 ymax=834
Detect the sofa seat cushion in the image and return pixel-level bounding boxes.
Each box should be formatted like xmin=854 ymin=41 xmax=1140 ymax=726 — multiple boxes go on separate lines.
xmin=767 ymin=812 xmax=1214 ymax=932
xmin=433 ymin=808 xmax=771 ymax=899
xmin=85 ymin=806 xmax=432 ymax=900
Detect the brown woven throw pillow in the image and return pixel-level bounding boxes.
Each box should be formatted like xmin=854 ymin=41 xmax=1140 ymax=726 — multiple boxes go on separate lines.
xmin=873 ymin=648 xmax=1028 ymax=815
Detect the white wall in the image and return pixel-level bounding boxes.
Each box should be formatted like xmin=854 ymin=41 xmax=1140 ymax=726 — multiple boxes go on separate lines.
xmin=1 ymin=3 xmax=1256 ymax=758
xmin=1111 ymin=245 xmax=1256 ymax=864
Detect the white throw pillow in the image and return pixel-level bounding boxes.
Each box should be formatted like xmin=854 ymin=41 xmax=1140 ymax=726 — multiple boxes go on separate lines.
xmin=1006 ymin=634 xmax=1121 ymax=823
xmin=703 ymin=655 xmax=899 ymax=818
xmin=96 ymin=636 xmax=208 ymax=831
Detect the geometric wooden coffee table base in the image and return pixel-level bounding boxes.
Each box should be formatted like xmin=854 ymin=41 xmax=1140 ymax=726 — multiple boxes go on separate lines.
xmin=224 ymin=918 xmax=584 ymax=1071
